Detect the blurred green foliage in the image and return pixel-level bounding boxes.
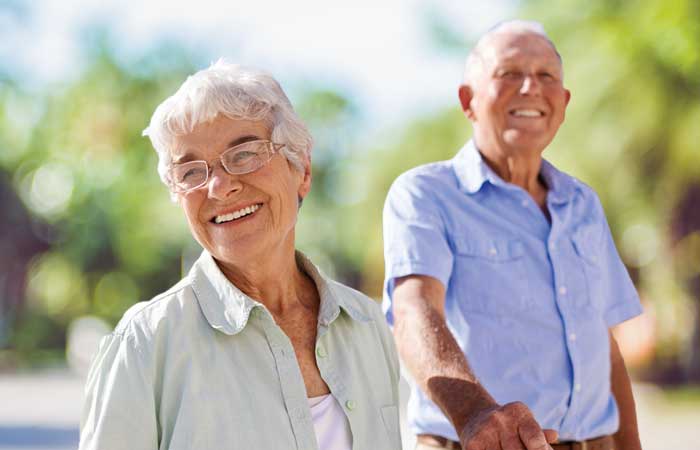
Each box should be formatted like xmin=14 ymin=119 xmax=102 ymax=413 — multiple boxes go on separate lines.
xmin=1 ymin=0 xmax=699 ymax=381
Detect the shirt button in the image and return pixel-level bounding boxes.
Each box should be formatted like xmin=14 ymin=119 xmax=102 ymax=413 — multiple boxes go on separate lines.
xmin=489 ymin=248 xmax=498 ymax=256
xmin=316 ymin=346 xmax=327 ymax=358
xmin=559 ymin=286 xmax=567 ymax=295
xmin=521 ymin=199 xmax=528 ymax=207
xmin=569 ymin=333 xmax=577 ymax=342
xmin=345 ymin=400 xmax=357 ymax=411
xmin=550 ymin=242 xmax=557 ymax=251
xmin=574 ymin=383 xmax=582 ymax=392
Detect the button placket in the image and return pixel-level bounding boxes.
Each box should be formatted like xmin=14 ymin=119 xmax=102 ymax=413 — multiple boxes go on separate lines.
xmin=260 ymin=317 xmax=317 ymax=450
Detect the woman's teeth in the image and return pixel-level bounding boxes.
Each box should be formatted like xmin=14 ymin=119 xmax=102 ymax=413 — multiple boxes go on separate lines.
xmin=214 ymin=204 xmax=261 ymax=224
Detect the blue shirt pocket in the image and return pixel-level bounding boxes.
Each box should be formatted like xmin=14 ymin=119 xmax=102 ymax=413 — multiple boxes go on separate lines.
xmin=451 ymin=237 xmax=531 ymax=313
xmin=571 ymin=223 xmax=606 ymax=311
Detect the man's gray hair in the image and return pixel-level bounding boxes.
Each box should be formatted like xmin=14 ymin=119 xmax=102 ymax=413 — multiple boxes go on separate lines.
xmin=143 ymin=59 xmax=313 ymax=188
xmin=463 ymin=20 xmax=562 ymax=84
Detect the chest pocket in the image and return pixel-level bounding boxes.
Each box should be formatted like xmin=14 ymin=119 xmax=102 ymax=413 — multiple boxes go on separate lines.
xmin=571 ymin=223 xmax=606 ymax=310
xmin=451 ymin=237 xmax=531 ymax=313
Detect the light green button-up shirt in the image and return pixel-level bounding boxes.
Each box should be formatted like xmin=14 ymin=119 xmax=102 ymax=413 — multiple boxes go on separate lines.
xmin=80 ymin=251 xmax=401 ymax=450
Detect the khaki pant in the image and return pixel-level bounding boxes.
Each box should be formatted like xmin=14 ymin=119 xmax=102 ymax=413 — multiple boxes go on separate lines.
xmin=415 ymin=444 xmax=455 ymax=450
xmin=415 ymin=441 xmax=460 ymax=450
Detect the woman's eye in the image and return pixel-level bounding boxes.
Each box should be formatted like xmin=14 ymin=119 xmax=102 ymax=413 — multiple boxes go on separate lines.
xmin=232 ymin=151 xmax=257 ymax=163
xmin=182 ymin=167 xmax=204 ymax=181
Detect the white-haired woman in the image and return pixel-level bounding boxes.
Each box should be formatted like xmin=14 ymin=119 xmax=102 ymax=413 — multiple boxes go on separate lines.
xmin=79 ymin=61 xmax=401 ymax=450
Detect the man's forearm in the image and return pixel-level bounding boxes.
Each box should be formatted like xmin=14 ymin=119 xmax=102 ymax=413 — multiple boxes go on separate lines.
xmin=394 ymin=296 xmax=497 ymax=432
xmin=610 ymin=332 xmax=642 ymax=449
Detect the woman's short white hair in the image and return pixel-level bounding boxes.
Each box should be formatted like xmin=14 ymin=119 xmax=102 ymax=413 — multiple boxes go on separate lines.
xmin=143 ymin=59 xmax=313 ymax=188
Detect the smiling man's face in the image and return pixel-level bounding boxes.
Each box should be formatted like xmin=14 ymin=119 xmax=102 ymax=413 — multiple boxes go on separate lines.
xmin=171 ymin=115 xmax=310 ymax=266
xmin=461 ymin=31 xmax=570 ymax=159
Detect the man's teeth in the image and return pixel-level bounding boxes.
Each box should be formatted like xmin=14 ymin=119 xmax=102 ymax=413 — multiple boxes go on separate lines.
xmin=214 ymin=204 xmax=260 ymax=224
xmin=512 ymin=109 xmax=543 ymax=117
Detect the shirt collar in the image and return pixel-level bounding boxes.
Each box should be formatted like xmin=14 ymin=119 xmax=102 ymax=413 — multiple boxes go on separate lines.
xmin=453 ymin=139 xmax=577 ymax=203
xmin=190 ymin=250 xmax=370 ymax=335
xmin=453 ymin=140 xmax=493 ymax=194
xmin=538 ymin=158 xmax=577 ymax=204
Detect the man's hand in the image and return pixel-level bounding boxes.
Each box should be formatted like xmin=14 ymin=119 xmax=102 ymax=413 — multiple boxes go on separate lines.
xmin=458 ymin=401 xmax=558 ymax=450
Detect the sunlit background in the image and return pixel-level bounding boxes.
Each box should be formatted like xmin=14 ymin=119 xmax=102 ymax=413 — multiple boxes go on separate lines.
xmin=1 ymin=0 xmax=699 ymax=448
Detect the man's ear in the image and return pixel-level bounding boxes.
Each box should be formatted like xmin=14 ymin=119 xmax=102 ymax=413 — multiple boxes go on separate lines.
xmin=458 ymin=85 xmax=476 ymax=120
xmin=564 ymin=88 xmax=571 ymax=106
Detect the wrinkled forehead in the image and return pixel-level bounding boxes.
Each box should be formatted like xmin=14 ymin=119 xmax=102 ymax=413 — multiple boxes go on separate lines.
xmin=480 ymin=31 xmax=562 ymax=68
xmin=170 ymin=116 xmax=272 ymax=161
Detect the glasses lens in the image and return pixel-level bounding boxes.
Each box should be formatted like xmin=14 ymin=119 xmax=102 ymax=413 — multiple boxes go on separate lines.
xmin=170 ymin=161 xmax=208 ymax=192
xmin=222 ymin=141 xmax=273 ymax=175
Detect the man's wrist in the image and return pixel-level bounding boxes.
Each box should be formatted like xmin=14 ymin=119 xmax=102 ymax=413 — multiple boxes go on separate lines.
xmin=431 ymin=379 xmax=499 ymax=433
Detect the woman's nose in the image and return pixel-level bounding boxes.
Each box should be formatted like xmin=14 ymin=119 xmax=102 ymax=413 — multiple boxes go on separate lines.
xmin=207 ymin=164 xmax=242 ymax=200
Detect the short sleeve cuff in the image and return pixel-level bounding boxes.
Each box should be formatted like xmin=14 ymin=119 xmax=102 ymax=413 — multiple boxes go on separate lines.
xmin=386 ymin=260 xmax=451 ymax=290
xmin=604 ymin=297 xmax=643 ymax=327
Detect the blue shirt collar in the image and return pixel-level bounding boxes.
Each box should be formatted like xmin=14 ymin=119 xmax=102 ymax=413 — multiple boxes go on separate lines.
xmin=190 ymin=250 xmax=370 ymax=335
xmin=453 ymin=140 xmax=577 ymax=203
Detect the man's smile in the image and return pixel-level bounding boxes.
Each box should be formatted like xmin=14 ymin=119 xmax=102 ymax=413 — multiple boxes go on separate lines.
xmin=509 ymin=108 xmax=545 ymax=117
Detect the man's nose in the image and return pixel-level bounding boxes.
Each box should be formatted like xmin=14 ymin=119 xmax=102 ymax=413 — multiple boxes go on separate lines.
xmin=207 ymin=164 xmax=242 ymax=200
xmin=520 ymin=74 xmax=542 ymax=95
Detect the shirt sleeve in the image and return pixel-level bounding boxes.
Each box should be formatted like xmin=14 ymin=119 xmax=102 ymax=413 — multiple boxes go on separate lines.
xmin=593 ymin=196 xmax=643 ymax=327
xmin=382 ymin=175 xmax=453 ymax=324
xmin=79 ymin=331 xmax=158 ymax=450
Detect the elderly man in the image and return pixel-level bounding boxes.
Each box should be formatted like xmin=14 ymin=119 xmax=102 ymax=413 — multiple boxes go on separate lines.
xmin=383 ymin=21 xmax=642 ymax=450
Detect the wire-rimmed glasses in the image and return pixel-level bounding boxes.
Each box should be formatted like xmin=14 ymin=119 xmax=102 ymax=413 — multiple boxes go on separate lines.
xmin=168 ymin=140 xmax=285 ymax=193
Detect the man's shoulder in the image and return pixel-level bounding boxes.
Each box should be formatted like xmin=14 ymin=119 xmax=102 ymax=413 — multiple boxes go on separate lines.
xmin=396 ymin=159 xmax=455 ymax=183
xmin=390 ymin=159 xmax=458 ymax=196
xmin=113 ymin=275 xmax=196 ymax=339
xmin=545 ymin=161 xmax=601 ymax=202
xmin=564 ymin=173 xmax=603 ymax=207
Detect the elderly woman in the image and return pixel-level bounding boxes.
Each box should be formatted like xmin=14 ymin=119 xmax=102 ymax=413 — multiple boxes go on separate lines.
xmin=79 ymin=61 xmax=401 ymax=450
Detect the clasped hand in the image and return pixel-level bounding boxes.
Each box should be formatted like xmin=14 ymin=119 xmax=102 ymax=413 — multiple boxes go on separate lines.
xmin=458 ymin=402 xmax=558 ymax=450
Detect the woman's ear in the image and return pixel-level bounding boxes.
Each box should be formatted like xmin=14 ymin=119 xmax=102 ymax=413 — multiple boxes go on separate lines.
xmin=296 ymin=159 xmax=312 ymax=205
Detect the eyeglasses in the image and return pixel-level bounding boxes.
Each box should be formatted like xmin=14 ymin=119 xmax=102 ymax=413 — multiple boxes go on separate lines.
xmin=168 ymin=140 xmax=285 ymax=193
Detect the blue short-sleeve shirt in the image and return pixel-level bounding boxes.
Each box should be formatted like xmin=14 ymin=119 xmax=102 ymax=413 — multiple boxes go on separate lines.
xmin=382 ymin=140 xmax=642 ymax=442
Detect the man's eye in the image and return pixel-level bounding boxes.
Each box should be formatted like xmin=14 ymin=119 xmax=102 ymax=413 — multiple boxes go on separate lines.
xmin=500 ymin=71 xmax=522 ymax=79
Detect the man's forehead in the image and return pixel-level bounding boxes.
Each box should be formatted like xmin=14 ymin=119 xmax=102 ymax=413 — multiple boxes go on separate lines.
xmin=480 ymin=31 xmax=561 ymax=65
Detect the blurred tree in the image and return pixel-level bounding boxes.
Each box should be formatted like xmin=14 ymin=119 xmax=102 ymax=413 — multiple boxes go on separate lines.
xmin=0 ymin=169 xmax=50 ymax=351
xmin=0 ymin=44 xmax=198 ymax=364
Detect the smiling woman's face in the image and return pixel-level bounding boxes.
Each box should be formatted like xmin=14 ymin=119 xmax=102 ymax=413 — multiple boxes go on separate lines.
xmin=170 ymin=115 xmax=311 ymax=266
